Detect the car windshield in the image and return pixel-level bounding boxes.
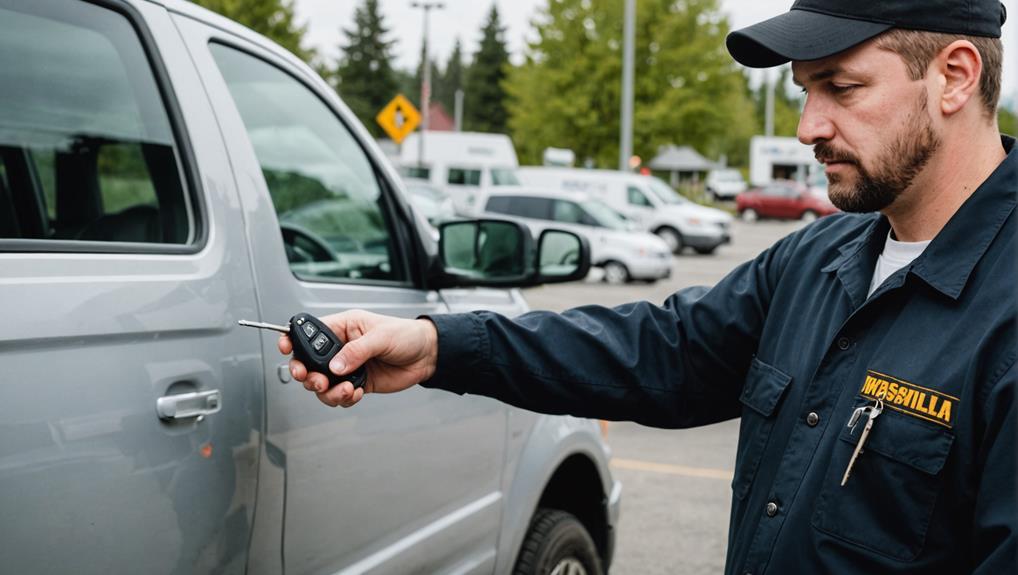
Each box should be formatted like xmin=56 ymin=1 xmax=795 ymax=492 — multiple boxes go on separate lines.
xmin=714 ymin=170 xmax=742 ymax=182
xmin=406 ymin=183 xmax=445 ymax=202
xmin=490 ymin=168 xmax=520 ymax=186
xmin=646 ymin=177 xmax=688 ymax=205
xmin=582 ymin=199 xmax=629 ymax=231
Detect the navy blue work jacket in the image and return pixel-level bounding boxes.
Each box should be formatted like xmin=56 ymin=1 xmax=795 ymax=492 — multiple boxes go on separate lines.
xmin=423 ymin=137 xmax=1016 ymax=574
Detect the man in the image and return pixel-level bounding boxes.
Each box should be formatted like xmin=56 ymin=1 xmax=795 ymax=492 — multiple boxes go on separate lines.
xmin=281 ymin=0 xmax=1015 ymax=572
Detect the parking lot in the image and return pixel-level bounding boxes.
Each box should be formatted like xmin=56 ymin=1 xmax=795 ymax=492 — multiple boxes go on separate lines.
xmin=521 ymin=218 xmax=805 ymax=574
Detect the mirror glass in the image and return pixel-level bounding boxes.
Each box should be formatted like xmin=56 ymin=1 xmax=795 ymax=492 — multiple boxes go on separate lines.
xmin=538 ymin=230 xmax=582 ymax=278
xmin=441 ymin=221 xmax=526 ymax=278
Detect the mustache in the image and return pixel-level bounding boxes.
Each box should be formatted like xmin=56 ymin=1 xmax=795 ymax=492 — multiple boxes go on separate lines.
xmin=814 ymin=142 xmax=859 ymax=165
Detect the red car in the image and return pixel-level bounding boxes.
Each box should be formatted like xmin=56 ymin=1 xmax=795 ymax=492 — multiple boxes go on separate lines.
xmin=736 ymin=180 xmax=839 ymax=222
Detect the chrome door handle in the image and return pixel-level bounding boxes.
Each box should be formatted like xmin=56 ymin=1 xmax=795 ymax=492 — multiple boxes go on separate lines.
xmin=156 ymin=390 xmax=222 ymax=420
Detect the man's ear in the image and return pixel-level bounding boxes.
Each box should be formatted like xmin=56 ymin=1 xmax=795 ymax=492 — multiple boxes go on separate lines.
xmin=934 ymin=40 xmax=982 ymax=117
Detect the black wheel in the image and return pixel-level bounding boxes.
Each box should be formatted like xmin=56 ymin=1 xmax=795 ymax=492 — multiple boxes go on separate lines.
xmin=694 ymin=246 xmax=717 ymax=255
xmin=655 ymin=227 xmax=684 ymax=254
xmin=513 ymin=509 xmax=603 ymax=575
xmin=601 ymin=261 xmax=630 ymax=285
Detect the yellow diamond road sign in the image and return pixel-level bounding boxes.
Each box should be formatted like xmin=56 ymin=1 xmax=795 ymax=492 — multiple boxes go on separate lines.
xmin=376 ymin=94 xmax=420 ymax=144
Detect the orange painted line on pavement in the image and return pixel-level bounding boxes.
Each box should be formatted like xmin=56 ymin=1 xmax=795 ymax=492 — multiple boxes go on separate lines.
xmin=610 ymin=457 xmax=734 ymax=481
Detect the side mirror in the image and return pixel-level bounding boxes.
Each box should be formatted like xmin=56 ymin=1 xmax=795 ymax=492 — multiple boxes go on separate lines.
xmin=433 ymin=219 xmax=590 ymax=288
xmin=535 ymin=229 xmax=590 ymax=284
xmin=436 ymin=219 xmax=534 ymax=286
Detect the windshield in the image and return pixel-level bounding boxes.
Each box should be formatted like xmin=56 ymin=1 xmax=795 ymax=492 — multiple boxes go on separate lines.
xmin=490 ymin=168 xmax=520 ymax=186
xmin=646 ymin=177 xmax=688 ymax=205
xmin=582 ymin=199 xmax=630 ymax=231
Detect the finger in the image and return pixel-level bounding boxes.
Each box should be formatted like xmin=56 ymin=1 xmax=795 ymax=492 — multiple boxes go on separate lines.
xmin=317 ymin=381 xmax=359 ymax=408
xmin=289 ymin=358 xmax=307 ymax=382
xmin=278 ymin=335 xmax=293 ymax=354
xmin=306 ymin=372 xmax=330 ymax=393
xmin=329 ymin=329 xmax=385 ymax=376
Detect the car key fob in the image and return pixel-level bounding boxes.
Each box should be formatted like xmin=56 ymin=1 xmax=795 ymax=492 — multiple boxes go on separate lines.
xmin=239 ymin=313 xmax=367 ymax=389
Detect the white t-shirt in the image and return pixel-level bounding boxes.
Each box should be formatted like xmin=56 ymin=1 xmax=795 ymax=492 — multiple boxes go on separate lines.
xmin=867 ymin=231 xmax=931 ymax=298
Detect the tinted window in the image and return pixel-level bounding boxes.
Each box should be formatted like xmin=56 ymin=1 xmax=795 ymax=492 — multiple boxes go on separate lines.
xmin=448 ymin=167 xmax=481 ymax=186
xmin=211 ymin=44 xmax=400 ymax=283
xmin=0 ymin=2 xmax=192 ymax=246
xmin=627 ymin=186 xmax=653 ymax=207
xmin=402 ymin=165 xmax=430 ymax=179
xmin=508 ymin=196 xmax=552 ymax=220
xmin=552 ymin=200 xmax=585 ymax=224
xmin=490 ymin=168 xmax=520 ymax=186
xmin=485 ymin=195 xmax=511 ymax=214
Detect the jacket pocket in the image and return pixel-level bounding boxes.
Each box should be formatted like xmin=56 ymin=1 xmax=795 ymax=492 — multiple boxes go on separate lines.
xmin=811 ymin=408 xmax=954 ymax=561
xmin=732 ymin=357 xmax=793 ymax=500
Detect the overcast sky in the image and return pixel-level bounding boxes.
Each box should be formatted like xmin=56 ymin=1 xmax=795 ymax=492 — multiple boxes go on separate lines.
xmin=294 ymin=0 xmax=1017 ymax=104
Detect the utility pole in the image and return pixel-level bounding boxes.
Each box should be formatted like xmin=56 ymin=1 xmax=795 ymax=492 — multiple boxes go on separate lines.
xmin=619 ymin=0 xmax=635 ymax=171
xmin=454 ymin=89 xmax=464 ymax=132
xmin=411 ymin=1 xmax=444 ymax=167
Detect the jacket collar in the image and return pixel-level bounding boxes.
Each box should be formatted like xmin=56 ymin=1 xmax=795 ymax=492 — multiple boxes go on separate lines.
xmin=823 ymin=135 xmax=1016 ymax=304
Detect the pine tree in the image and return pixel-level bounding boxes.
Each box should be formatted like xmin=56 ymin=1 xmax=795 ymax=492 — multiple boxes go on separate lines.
xmin=334 ymin=0 xmax=400 ymax=137
xmin=436 ymin=39 xmax=466 ymax=120
xmin=191 ymin=0 xmax=312 ymax=61
xmin=464 ymin=5 xmax=511 ymax=133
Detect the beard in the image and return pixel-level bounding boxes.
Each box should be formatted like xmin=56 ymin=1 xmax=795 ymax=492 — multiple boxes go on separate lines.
xmin=815 ymin=90 xmax=941 ymax=213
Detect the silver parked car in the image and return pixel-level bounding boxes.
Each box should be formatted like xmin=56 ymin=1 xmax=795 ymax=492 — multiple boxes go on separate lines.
xmin=0 ymin=1 xmax=620 ymax=574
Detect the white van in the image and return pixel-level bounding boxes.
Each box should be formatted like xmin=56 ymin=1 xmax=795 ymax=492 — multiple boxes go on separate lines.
xmin=400 ymin=131 xmax=522 ymax=213
xmin=477 ymin=187 xmax=673 ymax=284
xmin=518 ymin=167 xmax=733 ymax=254
xmin=705 ymin=168 xmax=748 ymax=200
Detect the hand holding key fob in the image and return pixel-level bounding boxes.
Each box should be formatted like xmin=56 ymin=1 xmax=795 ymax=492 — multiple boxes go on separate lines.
xmin=239 ymin=313 xmax=368 ymax=390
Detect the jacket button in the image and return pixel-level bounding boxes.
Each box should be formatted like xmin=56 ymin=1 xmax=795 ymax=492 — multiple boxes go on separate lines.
xmin=765 ymin=501 xmax=778 ymax=517
xmin=806 ymin=412 xmax=820 ymax=427
xmin=837 ymin=337 xmax=851 ymax=350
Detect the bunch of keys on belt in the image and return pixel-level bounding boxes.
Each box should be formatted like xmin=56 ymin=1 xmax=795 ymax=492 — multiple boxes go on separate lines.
xmin=840 ymin=393 xmax=885 ymax=486
xmin=238 ymin=313 xmax=368 ymax=390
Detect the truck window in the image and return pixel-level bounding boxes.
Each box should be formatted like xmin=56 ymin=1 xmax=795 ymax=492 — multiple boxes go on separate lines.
xmin=210 ymin=43 xmax=401 ymax=283
xmin=448 ymin=168 xmax=482 ymax=186
xmin=0 ymin=1 xmax=194 ymax=247
xmin=627 ymin=186 xmax=653 ymax=207
xmin=402 ymin=165 xmax=430 ymax=180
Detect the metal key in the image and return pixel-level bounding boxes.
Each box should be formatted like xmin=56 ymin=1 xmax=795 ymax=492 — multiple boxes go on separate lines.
xmin=840 ymin=396 xmax=884 ymax=486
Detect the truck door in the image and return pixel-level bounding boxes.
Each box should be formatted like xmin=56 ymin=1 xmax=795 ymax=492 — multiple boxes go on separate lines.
xmin=174 ymin=18 xmax=507 ymax=574
xmin=0 ymin=1 xmax=260 ymax=573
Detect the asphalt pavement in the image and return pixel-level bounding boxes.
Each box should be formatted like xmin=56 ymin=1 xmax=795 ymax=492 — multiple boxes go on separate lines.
xmin=520 ymin=218 xmax=805 ymax=574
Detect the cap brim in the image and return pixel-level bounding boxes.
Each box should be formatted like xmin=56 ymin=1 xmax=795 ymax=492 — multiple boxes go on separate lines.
xmin=727 ymin=9 xmax=893 ymax=68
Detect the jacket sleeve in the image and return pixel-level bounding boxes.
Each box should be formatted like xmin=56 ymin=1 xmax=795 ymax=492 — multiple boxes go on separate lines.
xmin=420 ymin=230 xmax=799 ymax=429
xmin=972 ymin=357 xmax=1017 ymax=573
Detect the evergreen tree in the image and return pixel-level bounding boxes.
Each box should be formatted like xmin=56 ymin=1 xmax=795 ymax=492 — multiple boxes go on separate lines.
xmin=506 ymin=0 xmax=758 ymax=168
xmin=334 ymin=0 xmax=400 ymax=137
xmin=191 ymin=0 xmax=312 ymax=61
xmin=436 ymin=39 xmax=466 ymax=120
xmin=464 ymin=5 xmax=511 ymax=133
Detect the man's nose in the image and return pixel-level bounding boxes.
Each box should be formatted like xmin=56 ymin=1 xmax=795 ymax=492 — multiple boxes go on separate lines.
xmin=797 ymin=95 xmax=836 ymax=145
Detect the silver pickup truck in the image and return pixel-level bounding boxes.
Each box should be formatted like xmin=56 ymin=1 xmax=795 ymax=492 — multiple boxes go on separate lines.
xmin=0 ymin=1 xmax=620 ymax=573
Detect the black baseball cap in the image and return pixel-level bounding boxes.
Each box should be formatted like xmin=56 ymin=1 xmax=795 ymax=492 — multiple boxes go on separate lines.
xmin=727 ymin=0 xmax=1008 ymax=68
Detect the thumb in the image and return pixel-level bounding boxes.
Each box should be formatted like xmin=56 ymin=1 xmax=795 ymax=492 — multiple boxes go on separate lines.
xmin=330 ymin=330 xmax=385 ymax=375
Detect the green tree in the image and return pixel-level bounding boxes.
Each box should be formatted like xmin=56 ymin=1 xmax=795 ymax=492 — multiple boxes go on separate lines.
xmin=752 ymin=66 xmax=803 ymax=138
xmin=191 ymin=0 xmax=312 ymax=61
xmin=999 ymin=106 xmax=1017 ymax=136
xmin=507 ymin=0 xmax=757 ymax=168
xmin=334 ymin=0 xmax=401 ymax=137
xmin=436 ymin=39 xmax=466 ymax=119
xmin=464 ymin=5 xmax=511 ymax=133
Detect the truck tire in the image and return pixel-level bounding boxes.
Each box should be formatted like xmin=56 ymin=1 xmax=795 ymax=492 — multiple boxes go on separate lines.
xmin=513 ymin=509 xmax=603 ymax=575
xmin=655 ymin=227 xmax=684 ymax=254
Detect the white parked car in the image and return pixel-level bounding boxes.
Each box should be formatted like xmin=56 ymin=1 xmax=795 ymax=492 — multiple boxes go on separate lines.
xmin=517 ymin=167 xmax=734 ymax=254
xmin=705 ymin=168 xmax=748 ymax=200
xmin=477 ymin=187 xmax=673 ymax=284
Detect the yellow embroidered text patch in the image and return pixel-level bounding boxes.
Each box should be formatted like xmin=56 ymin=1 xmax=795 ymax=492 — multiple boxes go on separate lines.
xmin=860 ymin=370 xmax=958 ymax=428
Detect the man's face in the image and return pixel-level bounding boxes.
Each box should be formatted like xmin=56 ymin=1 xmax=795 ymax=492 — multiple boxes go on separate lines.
xmin=793 ymin=40 xmax=942 ymax=213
